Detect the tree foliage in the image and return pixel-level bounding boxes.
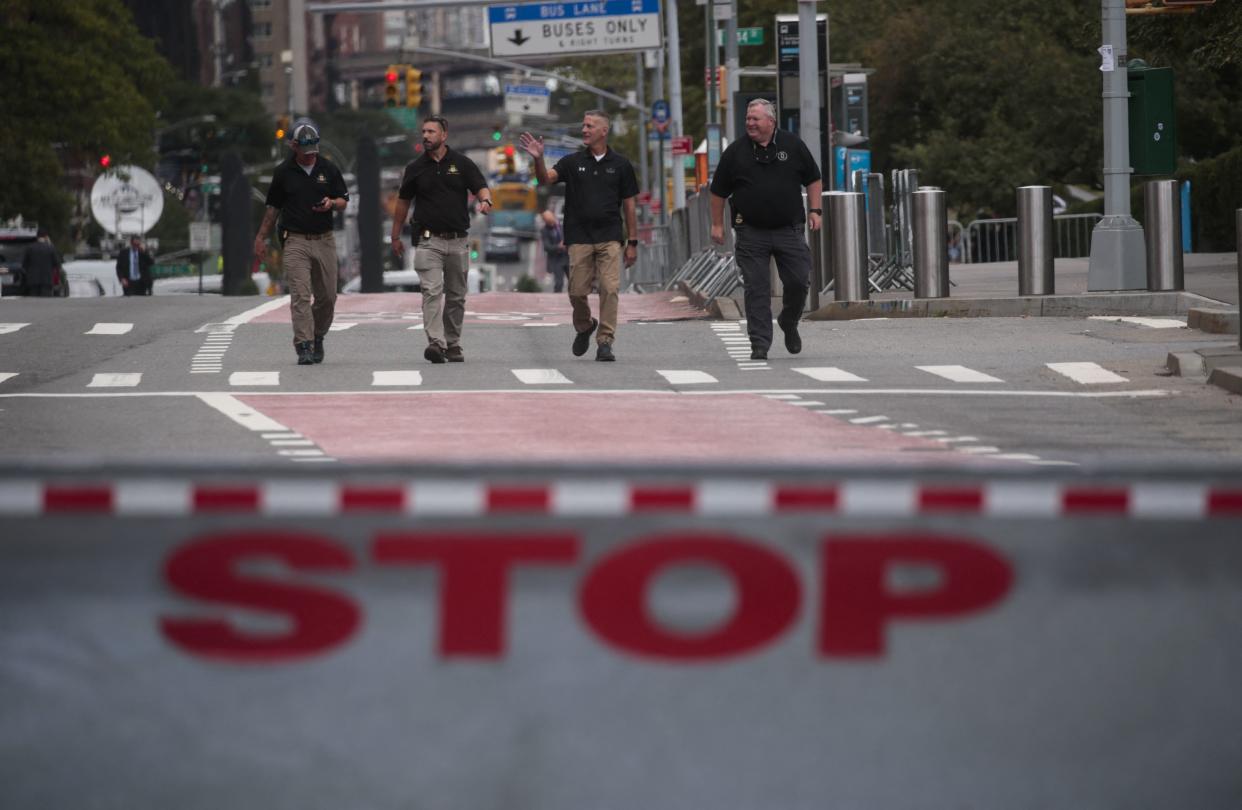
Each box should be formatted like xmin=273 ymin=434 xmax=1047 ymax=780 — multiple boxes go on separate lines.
xmin=0 ymin=0 xmax=173 ymax=237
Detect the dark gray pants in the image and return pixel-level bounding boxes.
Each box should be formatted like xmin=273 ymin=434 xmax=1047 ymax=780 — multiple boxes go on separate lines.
xmin=733 ymin=224 xmax=810 ymax=351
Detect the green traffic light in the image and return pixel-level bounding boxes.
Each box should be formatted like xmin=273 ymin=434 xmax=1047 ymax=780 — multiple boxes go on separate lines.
xmin=470 ymin=250 xmax=479 ymax=260
xmin=491 ymin=130 xmax=502 ymax=142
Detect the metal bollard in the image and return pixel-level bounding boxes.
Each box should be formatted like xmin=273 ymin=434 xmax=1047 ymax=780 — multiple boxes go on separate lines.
xmin=1144 ymin=179 xmax=1184 ymax=291
xmin=826 ymin=191 xmax=869 ymax=302
xmin=912 ymin=188 xmax=949 ymax=298
xmin=1017 ymin=185 xmax=1055 ymax=295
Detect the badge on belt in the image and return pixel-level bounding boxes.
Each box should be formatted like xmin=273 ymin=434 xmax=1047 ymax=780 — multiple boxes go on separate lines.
xmin=734 ymin=212 xmax=744 ymax=225
xmin=422 ymin=229 xmax=431 ymax=240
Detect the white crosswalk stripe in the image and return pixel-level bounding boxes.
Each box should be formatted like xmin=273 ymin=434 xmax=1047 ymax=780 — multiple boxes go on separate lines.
xmin=512 ymin=369 xmax=573 ymax=385
xmin=1046 ymin=362 xmax=1128 ymax=384
xmin=85 ymin=323 xmax=133 ymax=335
xmin=917 ymin=364 xmax=1004 ymax=383
xmin=657 ymin=370 xmax=718 ymax=385
xmin=229 ymin=371 xmax=281 ymax=386
xmin=372 ymin=370 xmax=423 ymax=386
xmin=0 ymin=323 xmax=31 ymax=335
xmin=793 ymin=367 xmax=868 ymax=382
xmin=87 ymin=373 xmax=142 ymax=388
xmin=0 ymin=373 xmax=17 ymax=385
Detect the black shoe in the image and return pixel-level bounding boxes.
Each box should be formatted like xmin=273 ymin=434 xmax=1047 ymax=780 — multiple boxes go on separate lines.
xmin=445 ymin=345 xmax=464 ymax=363
xmin=596 ymin=343 xmax=615 ymax=362
xmin=312 ymin=335 xmax=325 ymax=364
xmin=778 ymin=313 xmax=802 ymax=354
xmin=296 ymin=341 xmax=315 ymax=365
xmin=424 ymin=344 xmax=446 ymax=364
xmin=572 ymin=318 xmax=598 ymax=357
xmin=750 ymin=346 xmax=768 ymax=361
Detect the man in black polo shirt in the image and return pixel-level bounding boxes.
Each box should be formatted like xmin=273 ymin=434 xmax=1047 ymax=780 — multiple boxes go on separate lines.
xmin=519 ymin=110 xmax=638 ymax=362
xmin=392 ymin=115 xmax=492 ymax=364
xmin=710 ymin=98 xmax=822 ymax=360
xmin=255 ymin=118 xmax=349 ymax=365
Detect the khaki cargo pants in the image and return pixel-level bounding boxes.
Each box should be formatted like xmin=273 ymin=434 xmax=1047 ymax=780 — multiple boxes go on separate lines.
xmin=283 ymin=232 xmax=337 ymax=344
xmin=567 ymin=241 xmax=621 ymax=345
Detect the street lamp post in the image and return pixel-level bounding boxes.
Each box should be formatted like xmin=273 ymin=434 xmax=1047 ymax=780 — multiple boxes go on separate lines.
xmin=1087 ymin=0 xmax=1146 ymax=291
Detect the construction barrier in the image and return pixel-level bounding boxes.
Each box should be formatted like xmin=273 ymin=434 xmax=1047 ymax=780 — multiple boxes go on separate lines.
xmin=2 ymin=465 xmax=1241 ymax=808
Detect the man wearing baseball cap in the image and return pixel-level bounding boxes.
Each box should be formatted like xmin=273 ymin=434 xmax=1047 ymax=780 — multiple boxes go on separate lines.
xmin=254 ymin=118 xmax=350 ymax=365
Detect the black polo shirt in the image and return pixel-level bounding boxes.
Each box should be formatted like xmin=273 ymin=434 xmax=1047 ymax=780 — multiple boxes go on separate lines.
xmin=264 ymin=155 xmax=349 ymax=235
xmin=710 ymin=130 xmax=821 ymax=229
xmin=397 ymin=146 xmax=487 ymax=233
xmin=551 ymin=147 xmax=639 ymax=245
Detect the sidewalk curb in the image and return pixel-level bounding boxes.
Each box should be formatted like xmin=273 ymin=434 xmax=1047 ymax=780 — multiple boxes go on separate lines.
xmin=805 ymin=291 xmax=1223 ymax=321
xmin=1187 ymin=307 xmax=1241 ymax=335
xmin=1165 ymin=352 xmax=1205 ymax=377
xmin=1206 ymin=367 xmax=1242 ymax=396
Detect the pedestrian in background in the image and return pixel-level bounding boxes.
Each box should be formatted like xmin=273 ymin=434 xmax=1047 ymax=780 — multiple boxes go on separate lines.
xmin=539 ymin=208 xmax=568 ymax=293
xmin=519 ymin=110 xmax=638 ymax=362
xmin=21 ymin=228 xmax=62 ymax=297
xmin=254 ymin=118 xmax=349 ymax=366
xmin=115 ymin=235 xmax=153 ymax=296
xmin=392 ymin=115 xmax=492 ymax=364
xmin=709 ymin=98 xmax=822 ymax=360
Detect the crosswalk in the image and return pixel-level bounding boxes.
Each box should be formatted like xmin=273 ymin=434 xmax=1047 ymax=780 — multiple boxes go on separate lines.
xmin=0 ymin=360 xmax=1143 ymax=390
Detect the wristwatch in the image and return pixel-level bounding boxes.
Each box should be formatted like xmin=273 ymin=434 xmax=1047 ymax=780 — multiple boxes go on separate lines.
xmin=627 ymin=239 xmax=639 ymax=246
xmin=808 ymin=208 xmax=823 ymax=214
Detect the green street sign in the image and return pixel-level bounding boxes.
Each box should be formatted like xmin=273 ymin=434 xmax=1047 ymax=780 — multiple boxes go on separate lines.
xmin=385 ymin=107 xmax=419 ymax=131
xmin=717 ymin=27 xmax=764 ymax=46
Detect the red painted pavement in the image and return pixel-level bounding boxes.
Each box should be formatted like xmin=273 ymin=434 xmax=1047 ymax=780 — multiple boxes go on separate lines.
xmin=238 ymin=392 xmax=998 ymax=466
xmin=251 ymin=292 xmax=704 ymax=326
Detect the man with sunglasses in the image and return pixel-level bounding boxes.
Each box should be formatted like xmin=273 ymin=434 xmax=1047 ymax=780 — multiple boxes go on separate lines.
xmin=255 ymin=118 xmax=349 ymax=366
xmin=709 ymin=99 xmax=822 ymax=360
xmin=392 ymin=115 xmax=492 ymax=364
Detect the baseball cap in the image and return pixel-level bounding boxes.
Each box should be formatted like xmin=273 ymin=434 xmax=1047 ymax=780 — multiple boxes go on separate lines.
xmin=290 ymin=120 xmax=320 ymax=153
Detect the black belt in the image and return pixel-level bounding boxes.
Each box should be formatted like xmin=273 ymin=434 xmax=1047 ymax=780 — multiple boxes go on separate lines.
xmin=285 ymin=231 xmax=333 ymax=240
xmin=421 ymin=230 xmax=468 ymax=240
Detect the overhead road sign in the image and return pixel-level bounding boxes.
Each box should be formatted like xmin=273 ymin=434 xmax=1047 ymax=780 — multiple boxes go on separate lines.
xmin=488 ymin=0 xmax=663 ymax=58
xmin=504 ymin=82 xmax=551 ymax=116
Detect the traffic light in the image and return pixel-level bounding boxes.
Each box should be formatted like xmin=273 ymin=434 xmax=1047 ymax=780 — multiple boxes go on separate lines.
xmin=385 ymin=66 xmax=401 ymax=108
xmin=405 ymin=67 xmax=423 ymax=108
xmin=275 ymin=114 xmax=290 ymax=140
xmin=498 ymin=144 xmax=516 ymax=175
xmin=491 ymin=126 xmax=503 ymax=143
xmin=716 ymin=66 xmax=728 ymax=109
xmin=99 ymin=154 xmax=111 ymax=169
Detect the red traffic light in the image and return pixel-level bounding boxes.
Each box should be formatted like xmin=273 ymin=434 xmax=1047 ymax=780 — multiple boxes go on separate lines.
xmin=99 ymin=155 xmax=111 ymax=168
xmin=385 ymin=70 xmax=398 ymax=82
xmin=504 ymin=145 xmax=515 ymax=156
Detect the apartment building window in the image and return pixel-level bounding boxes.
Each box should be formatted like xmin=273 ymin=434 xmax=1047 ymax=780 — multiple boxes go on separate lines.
xmin=249 ymin=0 xmax=272 ymax=8
xmin=253 ymin=21 xmax=272 ymax=40
xmin=259 ymin=54 xmax=274 ymax=68
xmin=261 ymin=83 xmax=275 ymax=99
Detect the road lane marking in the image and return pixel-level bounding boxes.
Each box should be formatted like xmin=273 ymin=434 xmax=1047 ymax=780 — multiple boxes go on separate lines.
xmin=328 ymin=323 xmax=357 ymax=331
xmin=657 ymin=370 xmax=718 ymax=385
xmin=372 ymin=370 xmax=424 ymax=386
xmin=1047 ymin=362 xmax=1128 ymax=384
xmin=512 ymin=369 xmax=573 ymax=385
xmin=0 ymin=388 xmax=1178 ymax=400
xmin=197 ymin=393 xmax=289 ymax=431
xmin=229 ymin=372 xmax=280 ymax=386
xmin=1088 ymin=315 xmax=1187 ymax=329
xmin=0 ymin=373 xmax=16 ymax=385
xmin=850 ymin=415 xmax=890 ymax=425
xmin=0 ymin=323 xmax=30 ymax=334
xmin=917 ymin=365 xmax=1004 ymax=383
xmin=819 ymin=409 xmax=857 ymax=415
xmin=87 ymin=373 xmax=142 ymax=388
xmin=221 ymin=296 xmax=290 ymax=326
xmin=794 ymin=367 xmax=868 ymax=383
xmin=85 ymin=323 xmax=133 ymax=335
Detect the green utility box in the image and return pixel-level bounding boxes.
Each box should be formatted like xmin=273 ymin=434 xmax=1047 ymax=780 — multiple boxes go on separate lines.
xmin=1128 ymin=60 xmax=1177 ymax=176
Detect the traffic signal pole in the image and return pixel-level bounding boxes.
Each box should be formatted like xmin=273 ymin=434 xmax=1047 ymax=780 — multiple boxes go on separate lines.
xmin=1087 ymin=0 xmax=1146 ymax=290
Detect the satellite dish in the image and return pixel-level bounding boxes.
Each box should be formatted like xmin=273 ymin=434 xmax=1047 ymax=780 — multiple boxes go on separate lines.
xmin=90 ymin=165 xmax=164 ymax=236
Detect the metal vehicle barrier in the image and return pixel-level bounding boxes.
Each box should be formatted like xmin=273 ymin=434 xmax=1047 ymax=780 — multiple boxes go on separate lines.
xmin=625 ymin=224 xmax=672 ymax=292
xmin=966 ymin=213 xmax=1102 ymax=264
xmin=1144 ymin=179 xmax=1183 ymax=292
xmin=912 ymin=188 xmax=949 ymax=298
xmin=1017 ymin=186 xmax=1055 ymax=296
xmin=826 ymin=191 xmax=869 ymax=301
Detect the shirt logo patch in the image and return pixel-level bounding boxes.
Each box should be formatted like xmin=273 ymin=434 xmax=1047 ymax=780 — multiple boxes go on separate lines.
xmin=578 ymin=165 xmax=587 ymax=172
xmin=447 ymin=164 xmax=460 ymax=174
xmin=606 ymin=167 xmax=616 ymax=174
xmin=777 ymin=151 xmax=789 ymax=162
xmin=317 ymin=174 xmax=327 ymax=182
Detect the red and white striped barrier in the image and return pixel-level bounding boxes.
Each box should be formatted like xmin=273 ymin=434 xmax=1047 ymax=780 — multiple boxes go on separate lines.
xmin=2 ymin=478 xmax=1239 ymax=518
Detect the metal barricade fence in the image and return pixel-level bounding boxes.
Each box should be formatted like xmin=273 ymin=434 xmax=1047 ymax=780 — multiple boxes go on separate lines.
xmin=966 ymin=213 xmax=1101 ymax=263
xmin=625 ymin=224 xmax=672 ymax=292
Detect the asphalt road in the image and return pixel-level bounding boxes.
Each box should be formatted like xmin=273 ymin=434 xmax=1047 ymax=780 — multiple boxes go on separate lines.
xmin=2 ymin=292 xmax=1240 ymax=467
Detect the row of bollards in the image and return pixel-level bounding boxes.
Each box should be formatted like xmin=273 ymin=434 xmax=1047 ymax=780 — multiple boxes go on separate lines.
xmin=822 ymin=179 xmax=1195 ymax=303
